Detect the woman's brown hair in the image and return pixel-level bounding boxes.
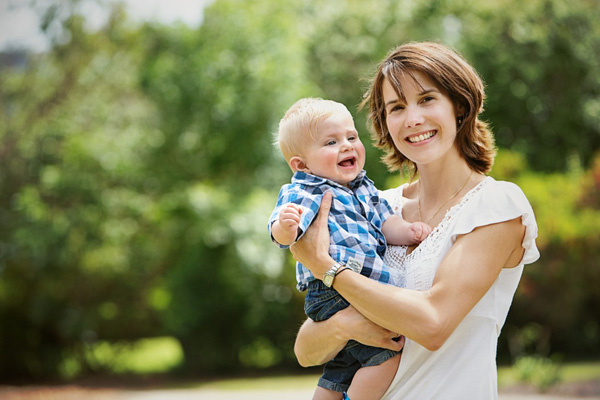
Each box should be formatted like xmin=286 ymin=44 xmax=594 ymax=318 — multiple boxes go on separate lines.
xmin=361 ymin=41 xmax=496 ymax=175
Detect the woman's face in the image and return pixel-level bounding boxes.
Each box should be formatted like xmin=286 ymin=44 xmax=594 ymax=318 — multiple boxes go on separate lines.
xmin=382 ymin=71 xmax=459 ymax=166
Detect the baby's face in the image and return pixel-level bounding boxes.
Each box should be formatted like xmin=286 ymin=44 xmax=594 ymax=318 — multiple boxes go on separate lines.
xmin=301 ymin=110 xmax=366 ymax=186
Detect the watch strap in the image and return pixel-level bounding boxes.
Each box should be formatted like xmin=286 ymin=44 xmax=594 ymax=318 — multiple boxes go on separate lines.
xmin=323 ymin=261 xmax=345 ymax=287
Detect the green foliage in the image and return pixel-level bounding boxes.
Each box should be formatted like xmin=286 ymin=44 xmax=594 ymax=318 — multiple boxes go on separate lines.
xmin=491 ymin=151 xmax=600 ymax=361
xmin=133 ymin=0 xmax=314 ymax=374
xmin=514 ymin=356 xmax=561 ymax=392
xmin=137 ymin=0 xmax=313 ymax=194
xmin=579 ymin=152 xmax=600 ymax=208
xmin=461 ymin=0 xmax=600 ymax=172
xmin=0 ymin=3 xmax=167 ymax=379
xmin=59 ymin=337 xmax=184 ymax=379
xmin=0 ymin=0 xmax=598 ymax=381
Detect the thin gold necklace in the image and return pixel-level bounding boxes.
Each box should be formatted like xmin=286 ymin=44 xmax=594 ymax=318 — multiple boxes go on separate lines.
xmin=418 ymin=170 xmax=474 ymax=225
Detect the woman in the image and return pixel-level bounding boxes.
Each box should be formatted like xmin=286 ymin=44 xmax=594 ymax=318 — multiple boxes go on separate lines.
xmin=290 ymin=42 xmax=540 ymax=399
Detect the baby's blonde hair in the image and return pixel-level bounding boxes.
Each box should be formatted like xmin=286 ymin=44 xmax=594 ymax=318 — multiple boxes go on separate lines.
xmin=276 ymin=98 xmax=350 ymax=167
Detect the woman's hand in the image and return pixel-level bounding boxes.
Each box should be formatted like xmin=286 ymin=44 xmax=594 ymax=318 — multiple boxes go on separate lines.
xmin=338 ymin=306 xmax=405 ymax=351
xmin=290 ymin=191 xmax=336 ymax=279
xmin=295 ymin=305 xmax=404 ymax=367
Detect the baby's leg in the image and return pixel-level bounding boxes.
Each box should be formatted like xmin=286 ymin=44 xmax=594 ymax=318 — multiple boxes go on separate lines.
xmin=346 ymin=353 xmax=401 ymax=400
xmin=312 ymin=386 xmax=343 ymax=400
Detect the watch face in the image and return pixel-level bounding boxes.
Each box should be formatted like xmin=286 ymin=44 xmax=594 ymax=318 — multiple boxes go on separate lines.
xmin=323 ymin=274 xmax=334 ymax=287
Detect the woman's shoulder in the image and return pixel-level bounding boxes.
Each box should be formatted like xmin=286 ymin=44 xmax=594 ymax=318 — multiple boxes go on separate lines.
xmin=380 ymin=182 xmax=413 ymax=212
xmin=380 ymin=181 xmax=414 ymax=200
xmin=476 ymin=177 xmax=531 ymax=209
xmin=452 ymin=176 xmax=537 ymax=238
xmin=456 ymin=176 xmax=539 ymax=264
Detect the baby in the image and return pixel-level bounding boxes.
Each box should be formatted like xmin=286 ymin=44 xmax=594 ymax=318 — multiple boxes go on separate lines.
xmin=268 ymin=98 xmax=431 ymax=400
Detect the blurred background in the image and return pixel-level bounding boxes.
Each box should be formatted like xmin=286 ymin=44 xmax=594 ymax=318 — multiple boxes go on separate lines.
xmin=0 ymin=0 xmax=598 ymax=389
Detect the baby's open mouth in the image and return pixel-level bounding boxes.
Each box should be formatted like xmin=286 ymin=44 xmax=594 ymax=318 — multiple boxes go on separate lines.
xmin=339 ymin=157 xmax=356 ymax=167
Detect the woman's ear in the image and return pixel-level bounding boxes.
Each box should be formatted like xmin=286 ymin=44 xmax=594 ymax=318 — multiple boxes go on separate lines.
xmin=456 ymin=103 xmax=469 ymax=119
xmin=456 ymin=105 xmax=468 ymax=127
xmin=290 ymin=156 xmax=310 ymax=173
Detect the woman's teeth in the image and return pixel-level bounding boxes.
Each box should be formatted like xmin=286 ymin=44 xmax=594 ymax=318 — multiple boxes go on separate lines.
xmin=408 ymin=131 xmax=436 ymax=143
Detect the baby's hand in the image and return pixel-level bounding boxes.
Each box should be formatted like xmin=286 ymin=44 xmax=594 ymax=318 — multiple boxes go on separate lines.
xmin=279 ymin=203 xmax=304 ymax=235
xmin=410 ymin=221 xmax=432 ymax=243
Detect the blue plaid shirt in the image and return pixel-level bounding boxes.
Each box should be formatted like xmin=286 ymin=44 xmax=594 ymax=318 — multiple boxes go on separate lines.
xmin=269 ymin=170 xmax=393 ymax=291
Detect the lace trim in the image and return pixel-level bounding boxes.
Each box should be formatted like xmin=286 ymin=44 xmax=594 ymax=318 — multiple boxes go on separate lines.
xmin=385 ymin=184 xmax=409 ymax=287
xmin=404 ymin=177 xmax=490 ymax=263
xmin=384 ymin=177 xmax=491 ymax=289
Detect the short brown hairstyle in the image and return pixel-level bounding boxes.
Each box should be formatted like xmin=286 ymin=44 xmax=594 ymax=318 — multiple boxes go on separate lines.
xmin=361 ymin=41 xmax=496 ymax=175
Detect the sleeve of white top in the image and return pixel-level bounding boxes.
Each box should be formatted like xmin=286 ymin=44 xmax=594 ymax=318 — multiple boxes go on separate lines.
xmin=450 ymin=179 xmax=540 ymax=266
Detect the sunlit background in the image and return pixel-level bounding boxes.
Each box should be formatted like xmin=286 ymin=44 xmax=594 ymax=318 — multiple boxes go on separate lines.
xmin=0 ymin=0 xmax=598 ymax=394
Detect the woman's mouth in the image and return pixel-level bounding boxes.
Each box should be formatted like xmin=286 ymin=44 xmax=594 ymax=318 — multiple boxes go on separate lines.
xmin=407 ymin=130 xmax=436 ymax=143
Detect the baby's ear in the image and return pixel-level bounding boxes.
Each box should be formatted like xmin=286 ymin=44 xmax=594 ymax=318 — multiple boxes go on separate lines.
xmin=290 ymin=156 xmax=310 ymax=173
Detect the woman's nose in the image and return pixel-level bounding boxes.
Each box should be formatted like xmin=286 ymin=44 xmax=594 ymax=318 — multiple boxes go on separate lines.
xmin=405 ymin=106 xmax=424 ymax=128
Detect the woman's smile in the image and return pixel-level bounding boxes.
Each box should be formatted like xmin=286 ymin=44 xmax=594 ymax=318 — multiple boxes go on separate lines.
xmin=407 ymin=130 xmax=437 ymax=144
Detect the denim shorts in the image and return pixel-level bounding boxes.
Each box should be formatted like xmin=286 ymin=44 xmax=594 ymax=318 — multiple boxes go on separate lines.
xmin=305 ymin=279 xmax=350 ymax=322
xmin=305 ymin=280 xmax=401 ymax=393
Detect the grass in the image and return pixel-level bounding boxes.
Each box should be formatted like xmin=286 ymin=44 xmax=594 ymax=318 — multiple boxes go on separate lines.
xmin=498 ymin=360 xmax=600 ymax=389
xmin=192 ymin=361 xmax=600 ymax=392
xmin=195 ymin=374 xmax=319 ymax=391
xmin=560 ymin=361 xmax=600 ymax=382
xmin=68 ymin=337 xmax=600 ymax=393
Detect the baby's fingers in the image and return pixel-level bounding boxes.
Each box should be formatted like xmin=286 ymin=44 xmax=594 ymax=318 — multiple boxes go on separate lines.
xmin=412 ymin=222 xmax=432 ymax=242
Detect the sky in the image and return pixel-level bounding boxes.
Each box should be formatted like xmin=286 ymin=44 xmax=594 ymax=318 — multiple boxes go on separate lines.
xmin=0 ymin=0 xmax=214 ymax=51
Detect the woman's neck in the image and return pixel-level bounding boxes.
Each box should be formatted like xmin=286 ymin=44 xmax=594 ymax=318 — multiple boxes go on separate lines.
xmin=418 ymin=162 xmax=473 ymax=198
xmin=412 ymin=157 xmax=483 ymax=226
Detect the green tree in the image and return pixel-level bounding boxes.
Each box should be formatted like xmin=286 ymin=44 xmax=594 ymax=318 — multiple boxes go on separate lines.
xmin=135 ymin=0 xmax=316 ymax=373
xmin=0 ymin=3 xmax=174 ymax=378
xmin=460 ymin=0 xmax=600 ymax=172
xmin=1 ymin=0 xmax=599 ymax=381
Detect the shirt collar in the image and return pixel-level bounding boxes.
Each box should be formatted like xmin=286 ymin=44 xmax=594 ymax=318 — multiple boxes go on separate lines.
xmin=291 ymin=170 xmax=369 ymax=190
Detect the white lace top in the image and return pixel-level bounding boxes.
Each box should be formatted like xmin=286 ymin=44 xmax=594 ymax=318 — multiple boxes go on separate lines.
xmin=380 ymin=177 xmax=539 ymax=400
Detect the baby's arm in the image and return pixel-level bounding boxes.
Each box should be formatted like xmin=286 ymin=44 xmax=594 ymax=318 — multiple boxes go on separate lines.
xmin=271 ymin=203 xmax=304 ymax=246
xmin=382 ymin=215 xmax=432 ymax=246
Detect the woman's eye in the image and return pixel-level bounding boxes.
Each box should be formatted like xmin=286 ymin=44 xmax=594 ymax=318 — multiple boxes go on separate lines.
xmin=390 ymin=105 xmax=404 ymax=113
xmin=421 ymin=96 xmax=435 ymax=103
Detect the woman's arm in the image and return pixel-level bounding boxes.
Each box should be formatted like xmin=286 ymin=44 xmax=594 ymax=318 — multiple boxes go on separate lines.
xmin=334 ymin=218 xmax=525 ymax=350
xmin=290 ymin=193 xmax=404 ymax=365
xmin=294 ymin=305 xmax=405 ymax=367
xmin=291 ymin=193 xmax=526 ymax=351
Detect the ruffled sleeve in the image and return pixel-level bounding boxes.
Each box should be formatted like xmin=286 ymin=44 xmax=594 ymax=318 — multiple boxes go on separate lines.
xmin=451 ymin=178 xmax=540 ymax=266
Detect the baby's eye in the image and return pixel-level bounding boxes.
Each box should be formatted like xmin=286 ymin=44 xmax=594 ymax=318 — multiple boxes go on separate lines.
xmin=326 ymin=140 xmax=336 ymax=146
xmin=348 ymin=135 xmax=356 ymax=141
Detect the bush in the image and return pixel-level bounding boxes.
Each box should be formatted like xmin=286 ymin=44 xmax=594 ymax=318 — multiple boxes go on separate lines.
xmin=490 ymin=151 xmax=600 ymax=362
xmin=514 ymin=356 xmax=561 ymax=392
